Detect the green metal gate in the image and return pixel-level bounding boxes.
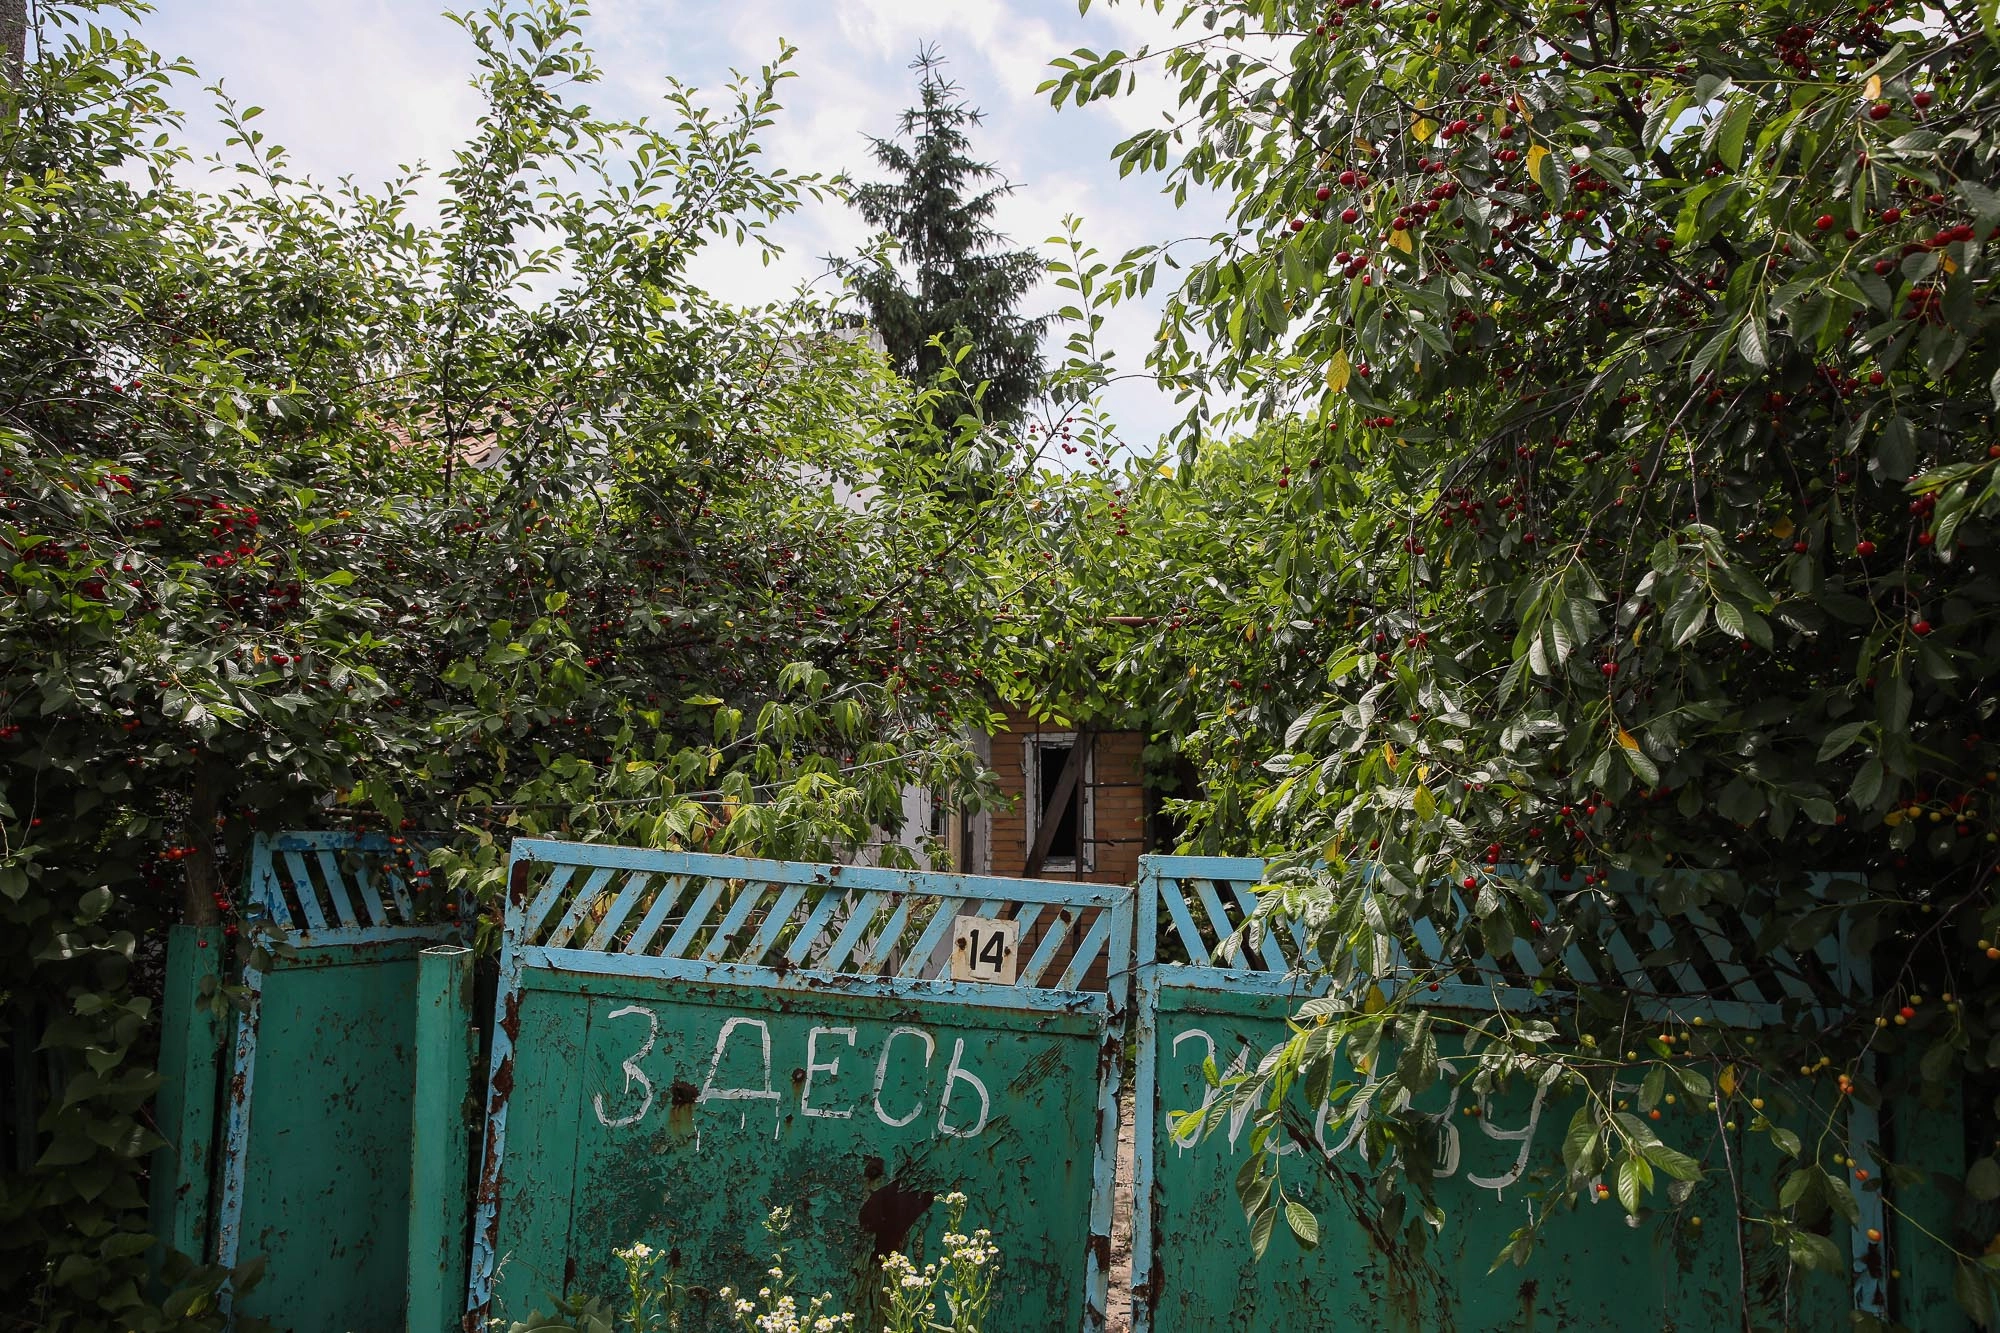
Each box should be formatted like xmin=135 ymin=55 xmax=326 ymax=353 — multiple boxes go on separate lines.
xmin=1130 ymin=855 xmax=1910 ymax=1332
xmin=210 ymin=831 xmax=470 ymax=1331
xmin=467 ymin=840 xmax=1131 ymax=1331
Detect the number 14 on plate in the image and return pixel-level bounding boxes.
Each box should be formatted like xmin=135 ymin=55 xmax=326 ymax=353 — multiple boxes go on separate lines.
xmin=951 ymin=915 xmax=1019 ymax=985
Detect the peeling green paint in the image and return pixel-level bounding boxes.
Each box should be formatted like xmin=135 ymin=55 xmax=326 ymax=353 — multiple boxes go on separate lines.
xmin=486 ymin=973 xmax=1105 ymax=1329
xmin=1139 ymin=986 xmax=1854 ymax=1332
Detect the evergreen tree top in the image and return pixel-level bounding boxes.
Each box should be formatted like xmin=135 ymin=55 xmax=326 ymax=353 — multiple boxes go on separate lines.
xmin=844 ymin=47 xmax=1045 ymax=427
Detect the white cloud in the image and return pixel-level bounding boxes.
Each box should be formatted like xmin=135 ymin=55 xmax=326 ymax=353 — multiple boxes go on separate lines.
xmin=112 ymin=0 xmax=1231 ymax=451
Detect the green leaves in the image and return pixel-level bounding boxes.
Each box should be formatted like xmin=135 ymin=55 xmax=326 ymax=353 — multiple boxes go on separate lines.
xmin=0 ymin=5 xmax=1031 ymax=1325
xmin=1028 ymin=0 xmax=2000 ymax=1302
xmin=1284 ymin=1199 xmax=1320 ymax=1250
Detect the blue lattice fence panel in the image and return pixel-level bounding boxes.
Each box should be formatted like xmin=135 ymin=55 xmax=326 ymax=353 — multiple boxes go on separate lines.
xmin=213 ymin=831 xmax=466 ymax=1333
xmin=468 ymin=841 xmax=1132 ymax=1332
xmin=1131 ymin=855 xmax=1896 ymax=1332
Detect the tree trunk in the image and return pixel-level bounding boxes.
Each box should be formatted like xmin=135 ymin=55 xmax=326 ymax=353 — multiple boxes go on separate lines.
xmin=0 ymin=0 xmax=24 ymax=96
xmin=182 ymin=763 xmax=221 ymax=926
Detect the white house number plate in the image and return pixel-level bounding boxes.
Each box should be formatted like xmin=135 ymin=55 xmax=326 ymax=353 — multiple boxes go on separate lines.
xmin=951 ymin=915 xmax=1019 ymax=985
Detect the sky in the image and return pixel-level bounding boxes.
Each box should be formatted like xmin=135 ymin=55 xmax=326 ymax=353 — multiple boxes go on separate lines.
xmin=111 ymin=0 xmax=1237 ymax=453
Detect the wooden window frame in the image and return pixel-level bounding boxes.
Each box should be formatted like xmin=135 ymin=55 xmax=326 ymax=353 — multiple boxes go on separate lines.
xmin=1022 ymin=732 xmax=1095 ymax=874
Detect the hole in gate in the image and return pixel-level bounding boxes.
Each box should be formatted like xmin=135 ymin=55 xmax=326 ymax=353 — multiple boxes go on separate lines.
xmin=857 ymin=1162 xmax=934 ymax=1259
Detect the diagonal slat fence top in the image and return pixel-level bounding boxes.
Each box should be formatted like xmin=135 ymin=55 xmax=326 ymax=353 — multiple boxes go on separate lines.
xmin=245 ymin=828 xmax=454 ymax=942
xmin=498 ymin=839 xmax=1126 ymax=1004
xmin=1139 ymin=854 xmax=1868 ymax=1025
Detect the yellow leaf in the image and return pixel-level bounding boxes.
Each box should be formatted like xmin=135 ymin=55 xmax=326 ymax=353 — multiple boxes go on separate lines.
xmin=1388 ymin=228 xmax=1413 ymax=254
xmin=1525 ymin=143 xmax=1550 ymax=188
xmin=1414 ymin=784 xmax=1436 ymax=820
xmin=1413 ymin=117 xmax=1437 ymax=142
xmin=1362 ymin=984 xmax=1388 ymax=1014
xmin=1354 ymin=135 xmax=1373 ymax=155
xmin=1719 ymin=1065 xmax=1738 ymax=1097
xmin=1328 ymin=349 xmax=1352 ymax=393
xmin=1383 ymin=742 xmax=1399 ymax=771
xmin=1631 ymin=619 xmax=1646 ymax=647
xmin=1244 ymin=623 xmax=1257 ymax=642
xmin=1617 ymin=727 xmax=1641 ymax=753
xmin=1772 ymin=516 xmax=1795 ymax=539
xmin=1417 ymin=764 xmax=1431 ymax=782
xmin=1945 ymin=255 xmax=1959 ymax=274
xmin=1864 ymin=74 xmax=1882 ymax=100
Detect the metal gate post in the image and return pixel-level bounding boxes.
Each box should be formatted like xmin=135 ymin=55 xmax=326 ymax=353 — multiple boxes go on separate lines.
xmin=408 ymin=945 xmax=475 ymax=1333
xmin=149 ymin=923 xmax=226 ymax=1269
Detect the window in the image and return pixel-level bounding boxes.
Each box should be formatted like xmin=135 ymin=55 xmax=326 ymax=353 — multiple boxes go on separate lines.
xmin=1023 ymin=734 xmax=1094 ymax=873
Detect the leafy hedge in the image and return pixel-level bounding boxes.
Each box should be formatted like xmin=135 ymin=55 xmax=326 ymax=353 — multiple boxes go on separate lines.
xmin=0 ymin=5 xmax=1029 ymax=1327
xmin=1025 ymin=0 xmax=2000 ymax=1322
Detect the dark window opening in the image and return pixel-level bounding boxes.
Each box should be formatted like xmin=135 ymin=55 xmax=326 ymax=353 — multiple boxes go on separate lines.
xmin=1034 ymin=742 xmax=1082 ymax=863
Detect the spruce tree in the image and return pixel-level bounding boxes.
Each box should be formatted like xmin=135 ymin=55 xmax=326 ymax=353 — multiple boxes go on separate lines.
xmin=846 ymin=48 xmax=1045 ymax=426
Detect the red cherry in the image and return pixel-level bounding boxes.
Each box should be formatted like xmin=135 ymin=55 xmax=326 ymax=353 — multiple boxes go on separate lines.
xmin=1478 ymin=71 xmax=1493 ymax=86
xmin=1874 ymin=259 xmax=1894 ymax=275
xmin=1316 ymin=185 xmax=1332 ymax=201
xmin=1913 ymin=91 xmax=1934 ymax=109
xmin=1882 ymin=208 xmax=1902 ymax=223
xmin=1340 ymin=170 xmax=1358 ymax=186
xmin=1792 ymin=540 xmax=1809 ymax=553
xmin=1868 ymin=101 xmax=1891 ymax=120
xmin=1899 ymin=1005 xmax=1917 ymax=1019
xmin=1290 ymin=217 xmax=1306 ymax=231
xmin=1815 ymin=214 xmax=1835 ymax=230
xmin=1856 ymin=540 xmax=1877 ymax=556
xmin=1918 ymin=531 xmax=1934 ymax=547
xmin=1341 ymin=207 xmax=1360 ymax=223
xmin=1508 ymin=54 xmax=1523 ymax=68
xmin=1913 ymin=619 xmax=1933 ymax=636
xmin=1462 ymin=876 xmax=1477 ymax=889
xmin=1869 ymin=371 xmax=1885 ymax=385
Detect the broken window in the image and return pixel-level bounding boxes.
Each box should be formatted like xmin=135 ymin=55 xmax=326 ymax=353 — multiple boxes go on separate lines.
xmin=1025 ymin=735 xmax=1092 ymax=872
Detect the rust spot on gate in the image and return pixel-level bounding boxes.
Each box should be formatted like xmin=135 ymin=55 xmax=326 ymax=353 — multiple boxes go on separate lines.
xmin=1519 ymin=1278 xmax=1539 ymax=1330
xmin=499 ymin=988 xmax=522 ymax=1041
xmin=668 ymin=1079 xmax=699 ymax=1138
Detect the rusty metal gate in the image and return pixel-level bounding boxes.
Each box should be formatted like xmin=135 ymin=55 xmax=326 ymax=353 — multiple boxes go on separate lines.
xmin=467 ymin=840 xmax=1131 ymax=1331
xmin=1127 ymin=855 xmax=1938 ymax=1331
xmin=210 ymin=831 xmax=470 ymax=1331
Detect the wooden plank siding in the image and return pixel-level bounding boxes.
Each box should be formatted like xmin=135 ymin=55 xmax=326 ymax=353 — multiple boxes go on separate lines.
xmin=984 ymin=708 xmax=1151 ymax=992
